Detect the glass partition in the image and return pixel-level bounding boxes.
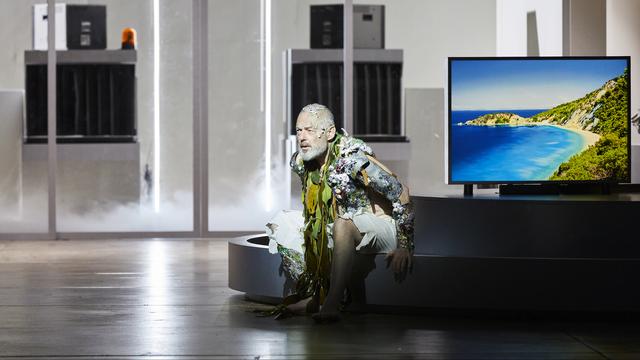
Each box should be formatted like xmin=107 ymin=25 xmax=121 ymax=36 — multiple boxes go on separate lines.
xmin=0 ymin=0 xmax=49 ymax=233
xmin=207 ymin=0 xmax=345 ymax=231
xmin=54 ymin=0 xmax=194 ymax=232
xmin=206 ymin=0 xmax=262 ymax=232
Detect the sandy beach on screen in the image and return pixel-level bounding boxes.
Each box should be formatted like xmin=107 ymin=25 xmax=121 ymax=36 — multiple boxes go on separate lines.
xmin=548 ymin=124 xmax=600 ymax=150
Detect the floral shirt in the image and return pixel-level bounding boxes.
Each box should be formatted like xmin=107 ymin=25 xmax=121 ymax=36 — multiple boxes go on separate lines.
xmin=291 ymin=134 xmax=415 ymax=252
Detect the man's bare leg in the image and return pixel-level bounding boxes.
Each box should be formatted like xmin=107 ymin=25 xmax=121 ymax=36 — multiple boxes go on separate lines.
xmin=313 ymin=217 xmax=362 ymax=322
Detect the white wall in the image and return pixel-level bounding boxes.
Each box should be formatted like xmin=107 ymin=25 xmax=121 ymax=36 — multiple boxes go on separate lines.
xmin=497 ymin=0 xmax=563 ymax=56
xmin=607 ymin=0 xmax=640 ymax=146
xmin=607 ymin=0 xmax=640 ymax=183
xmin=496 ymin=0 xmax=606 ymax=57
xmin=354 ymin=0 xmax=497 ymax=88
xmin=566 ymin=0 xmax=606 ymax=56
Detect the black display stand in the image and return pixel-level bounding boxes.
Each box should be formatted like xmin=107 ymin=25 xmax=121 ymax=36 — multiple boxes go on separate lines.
xmin=461 ymin=183 xmax=640 ymax=196
xmin=498 ymin=182 xmax=640 ymax=195
xmin=499 ymin=183 xmax=608 ymax=195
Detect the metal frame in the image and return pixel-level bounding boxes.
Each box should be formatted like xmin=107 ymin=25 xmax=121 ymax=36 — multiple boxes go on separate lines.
xmin=0 ymin=0 xmax=358 ymax=240
xmin=288 ymin=49 xmax=402 ymax=63
xmin=25 ymin=49 xmax=137 ymax=64
xmin=343 ymin=0 xmax=353 ymax=135
xmin=0 ymin=233 xmax=52 ymax=240
xmin=47 ymin=0 xmax=57 ymax=240
xmin=193 ymin=0 xmax=208 ymax=237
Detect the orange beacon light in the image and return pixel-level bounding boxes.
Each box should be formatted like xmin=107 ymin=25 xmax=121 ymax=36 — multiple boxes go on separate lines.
xmin=121 ymin=27 xmax=137 ymax=49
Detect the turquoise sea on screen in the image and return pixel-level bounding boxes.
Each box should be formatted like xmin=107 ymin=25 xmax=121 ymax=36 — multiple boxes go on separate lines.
xmin=450 ymin=113 xmax=585 ymax=182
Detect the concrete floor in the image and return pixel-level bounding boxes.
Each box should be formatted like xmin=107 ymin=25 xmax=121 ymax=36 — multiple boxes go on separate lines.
xmin=0 ymin=239 xmax=638 ymax=359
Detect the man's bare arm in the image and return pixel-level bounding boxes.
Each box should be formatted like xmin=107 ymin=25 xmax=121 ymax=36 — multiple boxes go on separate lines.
xmin=357 ymin=154 xmax=415 ymax=255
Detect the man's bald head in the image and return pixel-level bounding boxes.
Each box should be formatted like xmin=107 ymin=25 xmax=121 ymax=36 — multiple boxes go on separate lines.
xmin=300 ymin=103 xmax=335 ymax=132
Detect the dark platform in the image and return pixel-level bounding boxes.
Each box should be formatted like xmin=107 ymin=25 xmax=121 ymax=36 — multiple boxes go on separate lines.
xmin=228 ymin=194 xmax=640 ymax=311
xmin=414 ymin=193 xmax=640 ymax=258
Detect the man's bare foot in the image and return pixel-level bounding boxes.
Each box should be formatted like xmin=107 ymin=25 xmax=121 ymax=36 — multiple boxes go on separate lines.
xmin=285 ymin=295 xmax=319 ymax=315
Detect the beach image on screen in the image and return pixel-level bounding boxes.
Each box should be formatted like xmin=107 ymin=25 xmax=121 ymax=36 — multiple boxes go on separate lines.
xmin=449 ymin=58 xmax=630 ymax=183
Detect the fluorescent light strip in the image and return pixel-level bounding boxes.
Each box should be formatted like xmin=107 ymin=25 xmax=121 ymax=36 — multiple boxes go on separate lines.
xmin=264 ymin=0 xmax=272 ymax=211
xmin=153 ymin=0 xmax=160 ymax=212
xmin=260 ymin=0 xmax=265 ymax=112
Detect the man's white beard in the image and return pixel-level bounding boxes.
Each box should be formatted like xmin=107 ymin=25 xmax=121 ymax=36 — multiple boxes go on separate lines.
xmin=300 ymin=141 xmax=328 ymax=161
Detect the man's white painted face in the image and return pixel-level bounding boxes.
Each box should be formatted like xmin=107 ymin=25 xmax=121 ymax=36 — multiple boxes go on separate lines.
xmin=295 ymin=112 xmax=328 ymax=162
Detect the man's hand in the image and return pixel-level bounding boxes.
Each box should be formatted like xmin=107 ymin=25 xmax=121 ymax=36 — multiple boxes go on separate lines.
xmin=385 ymin=248 xmax=413 ymax=275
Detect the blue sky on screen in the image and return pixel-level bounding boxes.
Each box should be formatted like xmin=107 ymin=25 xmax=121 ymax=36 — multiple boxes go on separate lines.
xmin=450 ymin=59 xmax=628 ymax=110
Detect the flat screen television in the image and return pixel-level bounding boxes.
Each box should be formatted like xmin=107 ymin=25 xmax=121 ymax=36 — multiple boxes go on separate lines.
xmin=447 ymin=56 xmax=631 ymax=186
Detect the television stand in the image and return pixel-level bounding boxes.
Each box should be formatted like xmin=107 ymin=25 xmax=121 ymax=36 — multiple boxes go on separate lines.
xmin=463 ymin=184 xmax=474 ymax=196
xmin=498 ymin=183 xmax=614 ymax=195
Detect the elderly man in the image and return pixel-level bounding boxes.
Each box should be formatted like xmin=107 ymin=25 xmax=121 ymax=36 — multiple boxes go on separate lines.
xmin=267 ymin=103 xmax=414 ymax=322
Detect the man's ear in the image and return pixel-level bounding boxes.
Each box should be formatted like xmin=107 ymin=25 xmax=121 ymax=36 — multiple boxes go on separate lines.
xmin=326 ymin=126 xmax=337 ymax=141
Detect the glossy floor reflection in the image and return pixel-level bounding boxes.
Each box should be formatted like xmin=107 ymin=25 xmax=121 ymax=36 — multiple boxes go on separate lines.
xmin=0 ymin=239 xmax=637 ymax=359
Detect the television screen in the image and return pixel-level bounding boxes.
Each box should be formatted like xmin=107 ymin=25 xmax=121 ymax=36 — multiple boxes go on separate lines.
xmin=448 ymin=57 xmax=630 ymax=184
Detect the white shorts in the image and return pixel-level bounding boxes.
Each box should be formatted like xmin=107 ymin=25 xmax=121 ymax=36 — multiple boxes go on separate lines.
xmin=266 ymin=209 xmax=397 ymax=255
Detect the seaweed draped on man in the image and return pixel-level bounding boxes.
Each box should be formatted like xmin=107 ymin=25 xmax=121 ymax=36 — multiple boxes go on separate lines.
xmin=264 ymin=103 xmax=415 ymax=322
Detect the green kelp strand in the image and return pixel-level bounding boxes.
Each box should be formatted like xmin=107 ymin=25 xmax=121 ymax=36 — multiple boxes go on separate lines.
xmin=321 ymin=183 xmax=333 ymax=204
xmin=263 ymin=133 xmax=343 ymax=318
